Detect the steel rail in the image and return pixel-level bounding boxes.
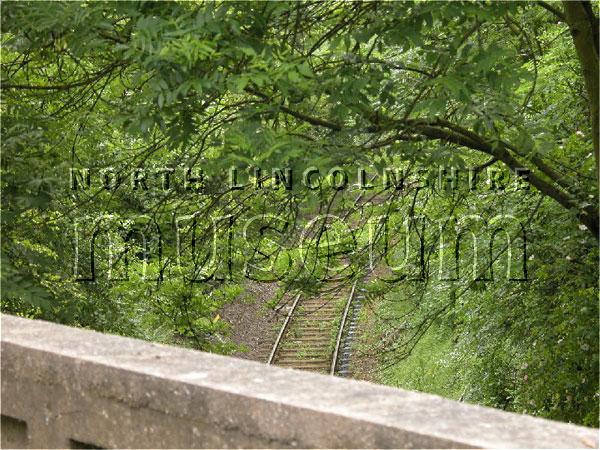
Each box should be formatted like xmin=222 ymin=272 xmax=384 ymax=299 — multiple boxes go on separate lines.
xmin=330 ymin=279 xmax=358 ymax=375
xmin=267 ymin=292 xmax=302 ymax=365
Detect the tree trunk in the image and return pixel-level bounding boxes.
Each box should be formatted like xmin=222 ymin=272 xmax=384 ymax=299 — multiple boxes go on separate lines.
xmin=563 ymin=1 xmax=599 ymax=177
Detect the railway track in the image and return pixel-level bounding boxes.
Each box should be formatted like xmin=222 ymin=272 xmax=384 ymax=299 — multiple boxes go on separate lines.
xmin=267 ymin=279 xmax=360 ymax=375
xmin=265 ymin=185 xmax=378 ymax=374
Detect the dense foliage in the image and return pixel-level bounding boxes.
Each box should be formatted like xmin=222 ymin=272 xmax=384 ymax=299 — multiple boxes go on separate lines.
xmin=1 ymin=1 xmax=598 ymax=425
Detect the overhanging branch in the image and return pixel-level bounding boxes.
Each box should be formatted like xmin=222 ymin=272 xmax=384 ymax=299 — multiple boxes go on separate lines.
xmin=250 ymin=90 xmax=598 ymax=237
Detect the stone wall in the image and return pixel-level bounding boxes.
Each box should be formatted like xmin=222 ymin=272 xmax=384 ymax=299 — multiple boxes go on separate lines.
xmin=1 ymin=314 xmax=598 ymax=449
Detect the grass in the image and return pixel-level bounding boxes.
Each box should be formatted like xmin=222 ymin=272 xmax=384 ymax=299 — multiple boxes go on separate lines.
xmin=377 ymin=322 xmax=467 ymax=400
xmin=358 ymin=284 xmax=469 ymax=400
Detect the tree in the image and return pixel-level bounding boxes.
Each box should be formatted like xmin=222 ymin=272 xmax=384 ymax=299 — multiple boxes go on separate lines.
xmin=1 ymin=0 xmax=597 ymax=425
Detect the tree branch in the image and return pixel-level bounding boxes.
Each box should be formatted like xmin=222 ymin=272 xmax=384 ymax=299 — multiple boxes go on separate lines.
xmin=1 ymin=63 xmax=123 ymax=91
xmin=537 ymin=1 xmax=566 ymax=21
xmin=411 ymin=123 xmax=599 ymax=238
xmin=251 ymin=93 xmax=598 ymax=237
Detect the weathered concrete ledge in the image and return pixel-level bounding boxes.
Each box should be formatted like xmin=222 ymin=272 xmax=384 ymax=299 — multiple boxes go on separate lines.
xmin=1 ymin=314 xmax=598 ymax=449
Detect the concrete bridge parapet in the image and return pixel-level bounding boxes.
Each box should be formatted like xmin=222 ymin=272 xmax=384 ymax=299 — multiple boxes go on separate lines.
xmin=1 ymin=314 xmax=598 ymax=449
